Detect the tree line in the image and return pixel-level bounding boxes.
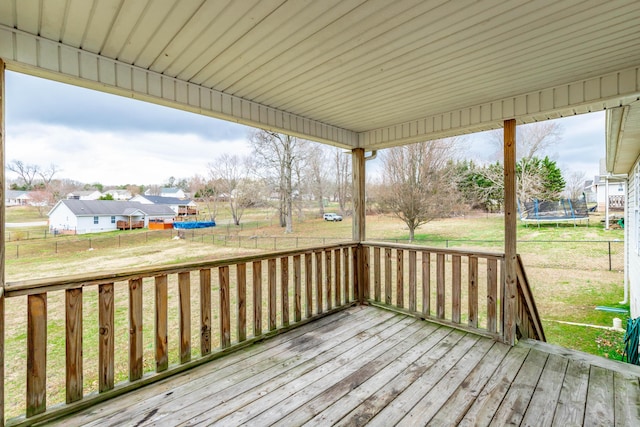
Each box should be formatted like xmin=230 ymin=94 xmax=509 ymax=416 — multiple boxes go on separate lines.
xmin=7 ymin=122 xmax=586 ymax=238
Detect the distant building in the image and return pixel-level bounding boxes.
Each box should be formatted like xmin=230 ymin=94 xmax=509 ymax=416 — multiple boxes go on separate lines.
xmin=48 ymin=199 xmax=175 ymax=234
xmin=5 ymin=190 xmax=31 ymax=206
xmin=103 ymin=189 xmax=132 ymax=200
xmin=130 ymin=195 xmax=198 ymax=216
xmin=67 ymin=190 xmax=103 ymax=200
xmin=145 ymin=187 xmax=187 ymax=199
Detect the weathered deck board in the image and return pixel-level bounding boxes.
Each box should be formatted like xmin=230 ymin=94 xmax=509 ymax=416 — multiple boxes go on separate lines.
xmin=49 ymin=306 xmax=640 ymax=427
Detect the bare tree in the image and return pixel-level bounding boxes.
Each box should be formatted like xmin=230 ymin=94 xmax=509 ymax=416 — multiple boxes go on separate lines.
xmin=304 ymin=144 xmax=330 ymax=216
xmin=7 ymin=160 xmax=40 ymax=189
xmin=38 ymin=163 xmax=61 ymax=186
xmin=564 ymin=170 xmax=587 ymax=200
xmin=486 ymin=121 xmax=562 ymax=161
xmin=378 ymin=138 xmax=462 ymax=241
xmin=333 ymin=148 xmax=352 ymax=215
xmin=250 ymin=130 xmax=305 ymax=233
xmin=208 ymin=154 xmax=251 ymax=226
xmin=189 ymin=174 xmax=219 ymax=221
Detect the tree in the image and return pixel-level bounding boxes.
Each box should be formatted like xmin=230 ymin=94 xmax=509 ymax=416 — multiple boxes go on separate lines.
xmin=333 ymin=148 xmax=352 ymax=216
xmin=378 ymin=139 xmax=462 ymax=241
xmin=564 ymin=170 xmax=587 ymax=200
xmin=7 ymin=160 xmax=40 ymax=189
xmin=207 ymin=154 xmax=252 ymax=226
xmin=99 ymin=193 xmax=114 ymax=200
xmin=250 ymin=130 xmax=306 ymax=233
xmin=486 ymin=121 xmax=562 ymax=161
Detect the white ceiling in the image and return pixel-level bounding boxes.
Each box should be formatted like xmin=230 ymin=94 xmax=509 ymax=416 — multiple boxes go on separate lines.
xmin=0 ymin=0 xmax=639 ymax=151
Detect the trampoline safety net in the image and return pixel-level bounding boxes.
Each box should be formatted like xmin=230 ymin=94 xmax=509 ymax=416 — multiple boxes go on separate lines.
xmin=519 ymin=199 xmax=589 ymax=225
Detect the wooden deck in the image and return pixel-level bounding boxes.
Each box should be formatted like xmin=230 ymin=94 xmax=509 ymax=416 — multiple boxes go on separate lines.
xmin=48 ymin=306 xmax=640 ymax=426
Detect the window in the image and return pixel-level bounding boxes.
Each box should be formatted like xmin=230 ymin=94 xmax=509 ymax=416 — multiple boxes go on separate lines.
xmin=111 ymin=216 xmax=116 ymax=224
xmin=93 ymin=216 xmax=99 ymax=224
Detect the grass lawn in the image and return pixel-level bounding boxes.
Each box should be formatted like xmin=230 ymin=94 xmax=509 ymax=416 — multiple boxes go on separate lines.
xmin=1 ymin=206 xmax=631 ymax=419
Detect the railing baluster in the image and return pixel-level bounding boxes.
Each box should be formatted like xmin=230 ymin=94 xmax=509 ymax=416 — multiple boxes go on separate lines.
xmin=129 ymin=278 xmax=143 ymax=381
xmin=468 ymin=257 xmax=478 ymax=328
xmin=487 ymin=258 xmax=498 ymax=333
xmin=65 ymin=288 xmax=83 ymax=403
xmin=363 ymin=246 xmax=370 ymax=300
xmin=294 ymin=255 xmax=302 ymax=322
xmin=178 ymin=272 xmax=191 ymax=363
xmin=268 ymin=259 xmax=277 ymax=331
xmin=237 ymin=263 xmax=247 ymax=341
xmin=219 ymin=266 xmax=231 ymax=348
xmin=385 ymin=248 xmax=392 ymax=305
xmin=315 ymin=251 xmax=323 ymax=314
xmin=281 ymin=257 xmax=289 ymax=327
xmin=305 ymin=253 xmax=313 ymax=317
xmin=99 ymin=283 xmax=114 ymax=392
xmin=396 ymin=249 xmax=404 ymax=308
xmin=200 ymin=269 xmax=211 ymax=355
xmin=334 ymin=248 xmax=341 ymax=306
xmin=27 ymin=293 xmax=47 ymax=417
xmin=374 ymin=247 xmax=381 ymax=302
xmin=343 ymin=248 xmax=350 ymax=301
xmin=325 ymin=250 xmax=332 ymax=310
xmin=452 ymin=255 xmax=461 ymax=323
xmin=253 ymin=261 xmax=262 ymax=336
xmin=155 ymin=275 xmax=168 ymax=372
xmin=409 ymin=250 xmax=416 ymax=312
xmin=422 ymin=252 xmax=430 ymax=316
xmin=436 ymin=253 xmax=445 ymax=319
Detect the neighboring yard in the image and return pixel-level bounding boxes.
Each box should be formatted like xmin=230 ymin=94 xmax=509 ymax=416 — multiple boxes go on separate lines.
xmin=2 ymin=206 xmax=629 ymax=418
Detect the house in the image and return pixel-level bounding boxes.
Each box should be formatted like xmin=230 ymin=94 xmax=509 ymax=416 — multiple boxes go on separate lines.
xmin=66 ymin=190 xmax=102 ymax=200
xmin=144 ymin=187 xmax=187 ymax=199
xmin=103 ymin=189 xmax=132 ymax=201
xmin=5 ymin=190 xmax=30 ymax=206
xmin=2 ymin=2 xmax=640 ymax=425
xmin=130 ymin=194 xmax=198 ymax=216
xmin=585 ymin=159 xmax=626 ymax=212
xmin=606 ymin=106 xmax=640 ymax=319
xmin=48 ymin=199 xmax=175 ymax=234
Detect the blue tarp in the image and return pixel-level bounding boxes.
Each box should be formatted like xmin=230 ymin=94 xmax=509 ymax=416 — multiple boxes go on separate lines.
xmin=173 ymin=221 xmax=216 ymax=229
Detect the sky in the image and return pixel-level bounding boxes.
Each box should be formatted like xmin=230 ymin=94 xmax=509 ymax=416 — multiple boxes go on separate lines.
xmin=4 ymin=71 xmax=605 ymax=187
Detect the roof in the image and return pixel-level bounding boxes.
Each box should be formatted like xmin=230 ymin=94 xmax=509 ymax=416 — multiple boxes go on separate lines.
xmin=161 ymin=188 xmax=183 ymax=194
xmin=50 ymin=200 xmax=175 ymax=217
xmin=5 ymin=190 xmax=30 ymax=199
xmin=138 ymin=195 xmax=193 ymax=205
xmin=2 ymin=1 xmax=639 ymax=151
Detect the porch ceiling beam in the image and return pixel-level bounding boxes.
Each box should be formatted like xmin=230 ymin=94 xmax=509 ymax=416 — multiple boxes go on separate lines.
xmin=0 ymin=26 xmax=358 ymax=149
xmin=359 ymin=66 xmax=640 ymax=149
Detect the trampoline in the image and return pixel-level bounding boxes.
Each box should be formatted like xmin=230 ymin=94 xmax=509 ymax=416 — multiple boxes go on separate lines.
xmin=519 ymin=198 xmax=590 ymax=227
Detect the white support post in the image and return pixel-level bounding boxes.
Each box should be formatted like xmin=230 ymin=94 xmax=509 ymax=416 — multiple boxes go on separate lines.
xmin=0 ymin=58 xmax=6 ymax=427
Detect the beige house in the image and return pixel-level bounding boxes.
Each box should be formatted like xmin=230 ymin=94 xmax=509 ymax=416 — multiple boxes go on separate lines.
xmin=1 ymin=2 xmax=640 ymax=426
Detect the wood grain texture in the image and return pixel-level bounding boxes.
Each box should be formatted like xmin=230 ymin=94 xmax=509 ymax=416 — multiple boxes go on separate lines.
xmin=237 ymin=263 xmax=247 ymax=341
xmin=363 ymin=245 xmax=370 ymax=300
xmin=268 ymin=258 xmax=277 ymax=330
xmin=503 ymin=118 xmax=517 ymax=345
xmin=373 ymin=247 xmax=381 ymax=302
xmin=436 ymin=253 xmax=445 ymax=319
xmin=253 ymin=261 xmax=262 ymax=336
xmin=396 ymin=249 xmax=404 ymax=308
xmin=343 ymin=247 xmax=350 ymax=302
xmin=325 ymin=251 xmax=332 ymax=310
xmin=408 ymin=250 xmax=416 ymax=312
xmin=99 ymin=283 xmax=115 ymax=392
xmin=487 ymin=258 xmax=498 ymax=333
xmin=219 ymin=266 xmax=231 ymax=348
xmin=65 ymin=288 xmax=83 ymax=403
xmin=27 ymin=293 xmax=47 ymax=416
xmin=452 ymin=255 xmax=461 ymax=323
xmin=155 ymin=275 xmax=168 ymax=372
xmin=199 ymin=269 xmax=211 ymax=355
xmin=293 ymin=255 xmax=301 ymax=322
xmin=422 ymin=251 xmax=430 ymax=316
xmin=385 ymin=248 xmax=392 ymax=305
xmin=178 ymin=272 xmax=191 ymax=363
xmin=334 ymin=249 xmax=341 ymax=307
xmin=129 ymin=278 xmax=143 ymax=381
xmin=0 ymin=59 xmax=4 ymax=426
xmin=315 ymin=251 xmax=323 ymax=315
xmin=281 ymin=257 xmax=289 ymax=327
xmin=305 ymin=253 xmax=313 ymax=318
xmin=468 ymin=256 xmax=478 ymax=328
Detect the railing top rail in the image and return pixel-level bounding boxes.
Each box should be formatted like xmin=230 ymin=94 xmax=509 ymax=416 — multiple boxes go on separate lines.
xmin=362 ymin=240 xmax=506 ymax=259
xmin=5 ymin=241 xmax=357 ymax=297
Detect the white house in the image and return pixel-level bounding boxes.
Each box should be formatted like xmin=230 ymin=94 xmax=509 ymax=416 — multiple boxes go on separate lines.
xmin=144 ymin=187 xmax=187 ymax=199
xmin=66 ymin=190 xmax=103 ymax=200
xmin=129 ymin=195 xmax=198 ymax=216
xmin=5 ymin=190 xmax=30 ymax=206
xmin=103 ymin=189 xmax=132 ymax=200
xmin=48 ymin=200 xmax=175 ymax=234
xmin=606 ymin=106 xmax=640 ymax=318
xmin=586 ymin=159 xmax=626 ymax=213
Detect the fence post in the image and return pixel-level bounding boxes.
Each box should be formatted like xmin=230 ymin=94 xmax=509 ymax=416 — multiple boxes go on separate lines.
xmin=609 ymin=241 xmax=612 ymax=271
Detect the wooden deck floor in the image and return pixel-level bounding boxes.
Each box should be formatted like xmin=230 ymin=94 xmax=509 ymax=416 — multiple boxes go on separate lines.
xmin=50 ymin=306 xmax=640 ymax=426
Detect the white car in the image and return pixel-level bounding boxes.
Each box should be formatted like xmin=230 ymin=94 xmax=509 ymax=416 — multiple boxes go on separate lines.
xmin=323 ymin=213 xmax=343 ymax=221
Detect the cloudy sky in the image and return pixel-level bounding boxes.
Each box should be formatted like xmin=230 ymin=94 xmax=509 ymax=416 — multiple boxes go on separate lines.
xmin=5 ymin=71 xmax=605 ymax=186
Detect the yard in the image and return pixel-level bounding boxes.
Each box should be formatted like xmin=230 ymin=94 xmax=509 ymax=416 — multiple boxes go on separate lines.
xmin=1 ymin=206 xmax=629 ymax=419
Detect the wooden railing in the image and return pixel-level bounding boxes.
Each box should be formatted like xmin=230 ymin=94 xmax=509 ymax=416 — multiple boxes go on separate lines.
xmin=2 ymin=242 xmax=544 ymax=425
xmin=360 ymin=242 xmax=545 ymax=343
xmin=3 ymin=243 xmax=358 ymax=425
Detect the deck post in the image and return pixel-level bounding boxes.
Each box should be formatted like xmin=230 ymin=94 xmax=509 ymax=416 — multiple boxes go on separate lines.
xmin=0 ymin=58 xmax=5 ymax=427
xmin=503 ymin=119 xmax=517 ymax=345
xmin=352 ymin=148 xmax=366 ymax=303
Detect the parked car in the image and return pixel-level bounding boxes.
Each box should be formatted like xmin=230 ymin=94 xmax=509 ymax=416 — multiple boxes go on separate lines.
xmin=323 ymin=213 xmax=343 ymax=221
